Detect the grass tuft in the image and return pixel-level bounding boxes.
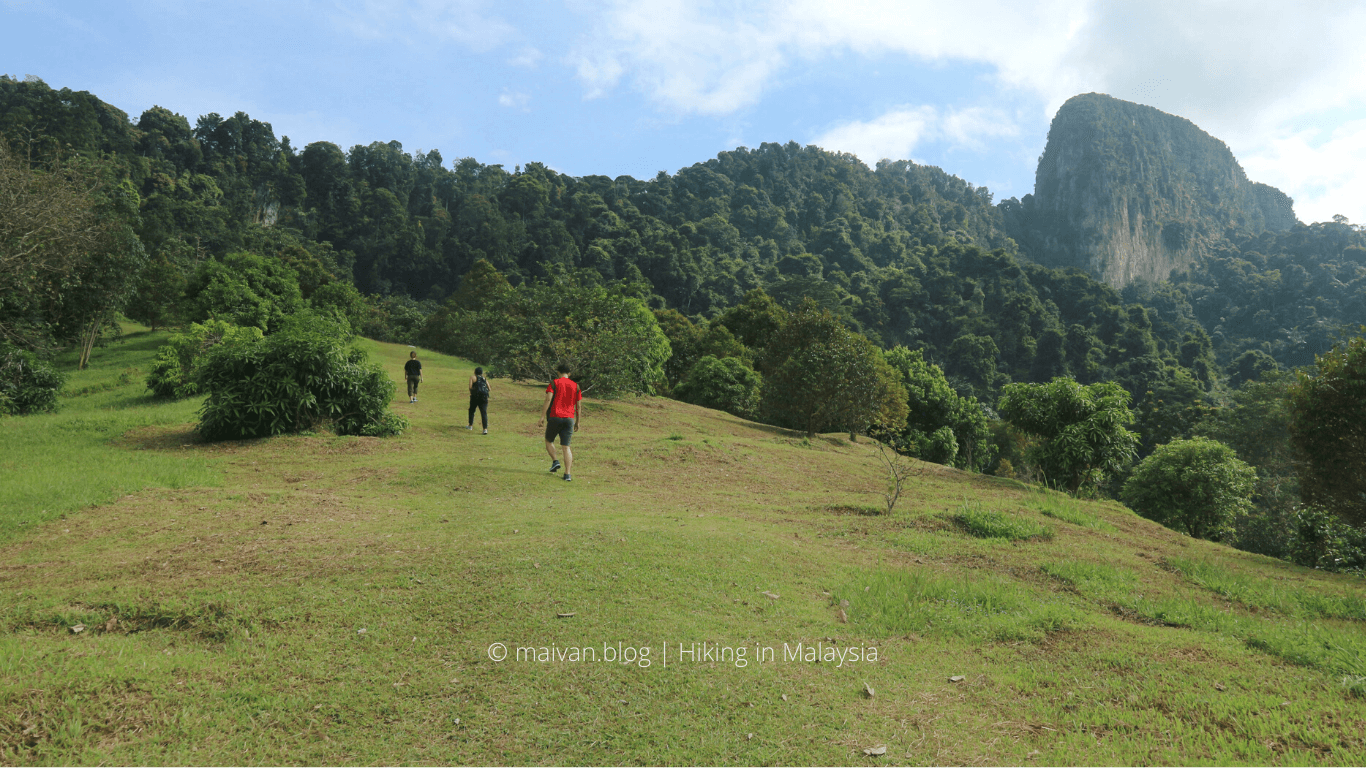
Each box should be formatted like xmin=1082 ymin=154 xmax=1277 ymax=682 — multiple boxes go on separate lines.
xmin=951 ymin=500 xmax=1052 ymax=541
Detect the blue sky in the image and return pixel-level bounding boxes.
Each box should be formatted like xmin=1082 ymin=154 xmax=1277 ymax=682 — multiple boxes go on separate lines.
xmin=4 ymin=0 xmax=1364 ymax=223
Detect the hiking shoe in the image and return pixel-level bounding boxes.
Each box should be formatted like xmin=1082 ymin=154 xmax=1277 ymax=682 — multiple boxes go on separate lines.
xmin=465 ymin=425 xmax=473 ymax=430
xmin=482 ymin=428 xmax=488 ymax=435
xmin=549 ymin=460 xmax=561 ymax=473
xmin=562 ymin=474 xmax=572 ymax=482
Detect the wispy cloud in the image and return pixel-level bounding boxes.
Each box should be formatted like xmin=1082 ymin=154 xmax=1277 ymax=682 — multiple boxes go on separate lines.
xmin=813 ymin=105 xmax=1020 ymax=167
xmin=498 ymin=90 xmax=530 ymax=110
xmin=569 ymin=0 xmax=1366 ymax=221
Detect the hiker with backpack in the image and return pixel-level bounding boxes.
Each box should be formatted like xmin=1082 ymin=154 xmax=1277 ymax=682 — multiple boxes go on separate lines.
xmin=468 ymin=367 xmax=491 ymax=434
xmin=536 ymin=363 xmax=582 ymax=482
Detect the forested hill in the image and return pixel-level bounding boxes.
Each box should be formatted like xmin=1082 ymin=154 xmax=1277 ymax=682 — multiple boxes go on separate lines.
xmin=1001 ymin=93 xmax=1300 ymax=288
xmin=3 ymin=75 xmax=1363 ymax=392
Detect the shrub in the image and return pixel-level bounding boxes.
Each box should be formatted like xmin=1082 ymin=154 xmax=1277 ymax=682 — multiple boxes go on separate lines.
xmin=1287 ymin=505 xmax=1366 ymax=574
xmin=145 ymin=320 xmax=264 ymax=399
xmin=0 ymin=344 xmax=64 ymax=415
xmin=195 ymin=313 xmax=406 ymax=440
xmin=673 ymin=355 xmax=762 ymax=419
xmin=1122 ymin=437 xmax=1256 ymax=541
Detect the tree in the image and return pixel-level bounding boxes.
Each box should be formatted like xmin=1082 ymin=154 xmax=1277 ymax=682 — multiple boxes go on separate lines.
xmin=884 ymin=346 xmax=991 ymax=470
xmin=0 ymin=140 xmax=142 ymax=359
xmin=759 ymin=300 xmax=908 ymax=439
xmin=997 ymin=378 xmax=1139 ymax=494
xmin=1196 ymin=371 xmax=1298 ymax=558
xmin=673 ymin=355 xmax=762 ymax=420
xmin=1122 ymin=437 xmax=1256 ymax=541
xmin=1288 ymin=334 xmax=1366 ymax=526
xmin=184 ymin=251 xmax=304 ymax=333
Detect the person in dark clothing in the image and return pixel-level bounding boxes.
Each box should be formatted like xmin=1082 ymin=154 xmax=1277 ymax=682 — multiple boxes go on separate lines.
xmin=404 ymin=351 xmax=422 ymax=403
xmin=467 ymin=366 xmax=491 ymax=434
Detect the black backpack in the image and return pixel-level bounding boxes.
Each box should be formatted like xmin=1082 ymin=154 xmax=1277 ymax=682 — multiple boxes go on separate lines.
xmin=473 ymin=375 xmax=490 ymax=398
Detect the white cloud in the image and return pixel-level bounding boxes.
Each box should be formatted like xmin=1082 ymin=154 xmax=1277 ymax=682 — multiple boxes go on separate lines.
xmin=498 ymin=90 xmax=530 ymax=110
xmin=813 ymin=105 xmax=1019 ymax=167
xmin=1241 ymin=120 xmax=1366 ymax=226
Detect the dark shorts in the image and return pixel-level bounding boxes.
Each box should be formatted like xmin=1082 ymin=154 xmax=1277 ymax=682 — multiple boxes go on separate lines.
xmin=545 ymin=417 xmax=574 ymax=446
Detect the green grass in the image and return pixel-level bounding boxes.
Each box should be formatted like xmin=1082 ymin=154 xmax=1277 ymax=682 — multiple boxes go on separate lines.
xmin=4 ymin=330 xmax=1366 ymax=763
xmin=950 ymin=500 xmax=1053 ymax=541
xmin=1025 ymin=489 xmax=1118 ymax=532
xmin=0 ymin=327 xmax=220 ymax=544
xmin=1169 ymin=556 xmax=1366 ymax=621
xmin=836 ymin=569 xmax=1079 ymax=643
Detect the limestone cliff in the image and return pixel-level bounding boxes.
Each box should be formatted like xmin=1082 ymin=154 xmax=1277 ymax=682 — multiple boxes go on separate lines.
xmin=1002 ymin=93 xmax=1299 ymax=288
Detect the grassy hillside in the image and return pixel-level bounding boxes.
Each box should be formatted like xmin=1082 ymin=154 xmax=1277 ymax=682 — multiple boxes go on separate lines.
xmin=2 ymin=333 xmax=1365 ymax=765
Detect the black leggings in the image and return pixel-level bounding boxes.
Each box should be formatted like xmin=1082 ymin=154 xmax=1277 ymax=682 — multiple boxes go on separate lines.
xmin=468 ymin=398 xmax=488 ymax=428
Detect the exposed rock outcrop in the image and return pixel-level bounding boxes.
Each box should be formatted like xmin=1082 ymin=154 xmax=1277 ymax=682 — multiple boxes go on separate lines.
xmin=1003 ymin=93 xmax=1299 ymax=288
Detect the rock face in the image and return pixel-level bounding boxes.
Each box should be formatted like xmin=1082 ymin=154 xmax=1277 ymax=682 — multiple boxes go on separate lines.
xmin=1003 ymin=93 xmax=1298 ymax=288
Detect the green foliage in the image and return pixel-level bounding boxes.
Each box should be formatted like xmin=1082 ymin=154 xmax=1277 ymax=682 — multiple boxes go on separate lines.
xmin=0 ymin=344 xmax=64 ymax=415
xmin=195 ymin=313 xmax=405 ymax=440
xmin=1288 ymin=334 xmax=1366 ymax=527
xmin=145 ymin=320 xmax=264 ymax=399
xmin=758 ymin=300 xmax=908 ymax=438
xmin=1196 ymin=372 xmax=1298 ymax=558
xmin=673 ymin=355 xmax=762 ymax=420
xmin=421 ymin=268 xmax=670 ymax=397
xmin=184 ymin=251 xmax=304 ymax=332
xmin=998 ymin=378 xmax=1139 ymax=494
xmin=884 ymin=346 xmax=991 ymax=470
xmin=1122 ymin=437 xmax=1257 ymax=541
xmin=1287 ymin=505 xmax=1366 ymax=574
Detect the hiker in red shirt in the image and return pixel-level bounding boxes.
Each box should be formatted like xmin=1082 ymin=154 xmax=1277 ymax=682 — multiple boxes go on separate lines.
xmin=536 ymin=363 xmax=582 ymax=481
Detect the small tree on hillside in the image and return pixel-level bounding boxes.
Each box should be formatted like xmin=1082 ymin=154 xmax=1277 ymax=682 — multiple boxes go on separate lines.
xmin=674 ymin=355 xmax=763 ymax=420
xmin=997 ymin=378 xmax=1139 ymax=494
xmin=759 ymin=300 xmax=908 ymax=439
xmin=1288 ymin=334 xmax=1366 ymax=527
xmin=1122 ymin=437 xmax=1256 ymax=541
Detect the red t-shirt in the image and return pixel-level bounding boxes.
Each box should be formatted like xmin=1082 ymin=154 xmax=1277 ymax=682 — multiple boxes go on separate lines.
xmin=546 ymin=377 xmax=582 ymax=419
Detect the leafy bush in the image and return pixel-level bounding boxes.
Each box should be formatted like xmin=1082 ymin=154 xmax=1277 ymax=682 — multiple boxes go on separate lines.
xmin=1287 ymin=505 xmax=1366 ymax=574
xmin=145 ymin=320 xmax=264 ymax=399
xmin=673 ymin=355 xmax=762 ymax=419
xmin=0 ymin=344 xmax=64 ymax=415
xmin=1122 ymin=437 xmax=1256 ymax=541
xmin=195 ymin=313 xmax=406 ymax=440
xmin=998 ymin=378 xmax=1139 ymax=494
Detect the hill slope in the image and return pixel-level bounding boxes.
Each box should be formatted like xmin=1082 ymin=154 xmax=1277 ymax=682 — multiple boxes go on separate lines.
xmin=2 ymin=336 xmax=1365 ymax=764
xmin=1004 ymin=93 xmax=1300 ymax=288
